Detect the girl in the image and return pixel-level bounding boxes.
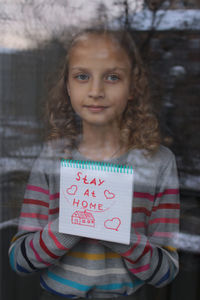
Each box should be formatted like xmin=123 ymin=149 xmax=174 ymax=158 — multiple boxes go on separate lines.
xmin=9 ymin=28 xmax=180 ymax=300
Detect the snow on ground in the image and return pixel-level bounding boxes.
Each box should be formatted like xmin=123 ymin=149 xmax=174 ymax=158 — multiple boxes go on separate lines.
xmin=128 ymin=9 xmax=200 ymax=31
xmin=179 ymin=173 xmax=200 ymax=193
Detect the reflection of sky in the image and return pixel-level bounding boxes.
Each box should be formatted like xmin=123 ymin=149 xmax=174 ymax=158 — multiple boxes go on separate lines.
xmin=1 ymin=1 xmax=200 ymax=51
xmin=0 ymin=0 xmax=143 ymax=50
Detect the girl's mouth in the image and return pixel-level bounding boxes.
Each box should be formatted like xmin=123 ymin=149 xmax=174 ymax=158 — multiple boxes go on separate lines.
xmin=84 ymin=105 xmax=108 ymax=112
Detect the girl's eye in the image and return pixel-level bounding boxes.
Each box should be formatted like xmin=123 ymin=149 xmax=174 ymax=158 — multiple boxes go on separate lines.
xmin=75 ymin=74 xmax=89 ymax=81
xmin=106 ymin=74 xmax=120 ymax=82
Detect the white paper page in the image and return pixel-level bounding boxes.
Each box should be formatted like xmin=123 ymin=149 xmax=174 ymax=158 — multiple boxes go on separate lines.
xmin=59 ymin=160 xmax=134 ymax=245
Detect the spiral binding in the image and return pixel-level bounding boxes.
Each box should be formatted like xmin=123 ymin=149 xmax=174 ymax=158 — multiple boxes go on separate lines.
xmin=61 ymin=159 xmax=133 ymax=174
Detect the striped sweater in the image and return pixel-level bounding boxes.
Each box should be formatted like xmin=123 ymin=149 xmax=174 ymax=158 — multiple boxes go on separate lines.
xmin=9 ymin=145 xmax=180 ymax=298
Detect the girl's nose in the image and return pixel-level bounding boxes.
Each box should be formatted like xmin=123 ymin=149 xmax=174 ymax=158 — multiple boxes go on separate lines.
xmin=88 ymin=78 xmax=104 ymax=99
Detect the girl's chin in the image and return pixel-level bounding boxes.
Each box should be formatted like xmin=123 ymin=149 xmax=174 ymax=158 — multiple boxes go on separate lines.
xmin=82 ymin=118 xmax=119 ymax=129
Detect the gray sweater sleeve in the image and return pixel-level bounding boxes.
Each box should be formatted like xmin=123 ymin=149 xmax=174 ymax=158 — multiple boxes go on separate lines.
xmin=100 ymin=153 xmax=180 ymax=287
xmin=9 ymin=152 xmax=81 ymax=274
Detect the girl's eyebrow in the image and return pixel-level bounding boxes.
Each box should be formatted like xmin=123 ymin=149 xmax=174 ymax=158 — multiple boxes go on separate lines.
xmin=70 ymin=67 xmax=89 ymax=72
xmin=105 ymin=67 xmax=127 ymax=73
xmin=70 ymin=67 xmax=127 ymax=73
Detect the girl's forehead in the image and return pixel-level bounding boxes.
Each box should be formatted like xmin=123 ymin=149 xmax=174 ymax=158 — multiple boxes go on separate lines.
xmin=69 ymin=34 xmax=130 ymax=65
xmin=78 ymin=33 xmax=119 ymax=45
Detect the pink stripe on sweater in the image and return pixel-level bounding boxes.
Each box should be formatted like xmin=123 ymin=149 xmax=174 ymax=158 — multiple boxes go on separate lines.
xmin=132 ymin=207 xmax=151 ymax=216
xmin=149 ymin=218 xmax=179 ymax=225
xmin=49 ymin=207 xmax=59 ymax=215
xmin=132 ymin=222 xmax=147 ymax=228
xmin=125 ymin=240 xmax=153 ymax=265
xmin=156 ymin=189 xmax=179 ymax=198
xmin=48 ymin=222 xmax=69 ymax=251
xmin=27 ymin=185 xmax=49 ymax=195
xmin=49 ymin=193 xmax=60 ymax=200
xmin=130 ymin=264 xmax=150 ymax=274
xmin=133 ymin=203 xmax=180 ymax=215
xmin=20 ymin=212 xmax=48 ymax=220
xmin=134 ymin=192 xmax=154 ymax=202
xmin=152 ymin=232 xmax=173 ymax=238
xmin=23 ymin=199 xmax=49 ymax=208
xmin=29 ymin=239 xmax=50 ymax=266
xmin=122 ymin=232 xmax=141 ymax=257
xmin=19 ymin=225 xmax=43 ymax=231
xmin=134 ymin=189 xmax=179 ymax=202
xmin=152 ymin=203 xmax=180 ymax=212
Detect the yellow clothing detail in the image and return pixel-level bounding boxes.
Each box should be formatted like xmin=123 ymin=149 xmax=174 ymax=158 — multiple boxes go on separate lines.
xmin=164 ymin=245 xmax=177 ymax=252
xmin=67 ymin=251 xmax=120 ymax=260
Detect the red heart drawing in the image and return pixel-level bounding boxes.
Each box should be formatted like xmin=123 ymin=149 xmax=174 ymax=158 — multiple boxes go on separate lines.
xmin=104 ymin=190 xmax=115 ymax=199
xmin=66 ymin=185 xmax=77 ymax=195
xmin=104 ymin=217 xmax=121 ymax=231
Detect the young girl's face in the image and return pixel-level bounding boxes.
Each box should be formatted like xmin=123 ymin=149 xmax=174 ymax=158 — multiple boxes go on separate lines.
xmin=67 ymin=34 xmax=133 ymax=130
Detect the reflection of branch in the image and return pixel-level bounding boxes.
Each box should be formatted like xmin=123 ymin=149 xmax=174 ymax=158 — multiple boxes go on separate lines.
xmin=151 ymin=6 xmax=168 ymax=30
xmin=0 ymin=0 xmax=76 ymax=45
xmin=114 ymin=0 xmax=131 ymax=29
xmin=134 ymin=0 xmax=141 ymax=12
xmin=0 ymin=4 xmax=18 ymax=22
xmin=0 ymin=14 xmax=14 ymax=22
xmin=140 ymin=1 xmax=170 ymax=58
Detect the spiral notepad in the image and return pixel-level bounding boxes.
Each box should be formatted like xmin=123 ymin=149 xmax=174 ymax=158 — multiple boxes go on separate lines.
xmin=59 ymin=159 xmax=134 ymax=244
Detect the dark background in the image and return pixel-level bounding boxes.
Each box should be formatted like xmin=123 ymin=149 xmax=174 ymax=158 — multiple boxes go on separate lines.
xmin=1 ymin=1 xmax=200 ymax=299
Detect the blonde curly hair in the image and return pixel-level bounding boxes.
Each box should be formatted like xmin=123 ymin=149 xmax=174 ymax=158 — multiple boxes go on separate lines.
xmin=46 ymin=28 xmax=161 ymax=154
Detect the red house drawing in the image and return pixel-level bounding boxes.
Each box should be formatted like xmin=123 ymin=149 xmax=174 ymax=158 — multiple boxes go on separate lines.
xmin=71 ymin=210 xmax=95 ymax=227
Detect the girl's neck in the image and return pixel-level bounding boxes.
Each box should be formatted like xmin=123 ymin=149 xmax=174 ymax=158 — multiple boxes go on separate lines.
xmin=78 ymin=125 xmax=125 ymax=161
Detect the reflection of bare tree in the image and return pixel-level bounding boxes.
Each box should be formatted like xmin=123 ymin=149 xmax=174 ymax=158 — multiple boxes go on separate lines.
xmin=0 ymin=0 xmax=90 ymax=48
xmin=20 ymin=0 xmax=73 ymax=42
xmin=96 ymin=2 xmax=109 ymax=27
xmin=114 ymin=0 xmax=131 ymax=28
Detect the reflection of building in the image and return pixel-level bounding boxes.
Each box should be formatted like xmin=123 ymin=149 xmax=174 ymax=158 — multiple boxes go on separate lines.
xmin=147 ymin=0 xmax=199 ymax=10
xmin=170 ymin=0 xmax=199 ymax=9
xmin=71 ymin=210 xmax=95 ymax=227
